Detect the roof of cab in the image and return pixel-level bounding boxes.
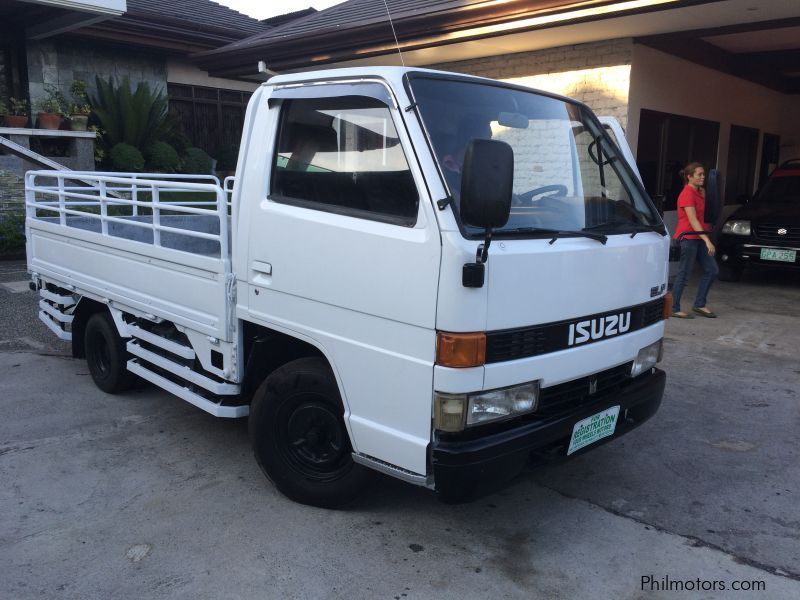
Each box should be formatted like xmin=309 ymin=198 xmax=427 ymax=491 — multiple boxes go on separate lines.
xmin=263 ymin=66 xmax=580 ymax=107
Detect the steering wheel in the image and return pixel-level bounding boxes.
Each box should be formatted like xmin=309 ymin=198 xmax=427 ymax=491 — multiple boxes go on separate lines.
xmin=513 ymin=184 xmax=568 ymax=206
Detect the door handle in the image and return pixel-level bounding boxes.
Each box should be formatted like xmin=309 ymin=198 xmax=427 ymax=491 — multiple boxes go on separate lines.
xmin=251 ymin=260 xmax=272 ymax=276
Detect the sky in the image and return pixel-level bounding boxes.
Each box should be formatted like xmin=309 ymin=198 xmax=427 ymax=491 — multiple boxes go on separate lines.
xmin=213 ymin=1 xmax=346 ymax=21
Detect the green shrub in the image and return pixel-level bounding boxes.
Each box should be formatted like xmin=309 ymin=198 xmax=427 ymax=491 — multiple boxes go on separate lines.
xmin=110 ymin=142 xmax=145 ymax=171
xmin=146 ymin=141 xmax=180 ymax=172
xmin=89 ymin=76 xmax=177 ymax=154
xmin=167 ymin=131 xmax=192 ymax=155
xmin=215 ymin=143 xmax=239 ymax=171
xmin=181 ymin=147 xmax=212 ymax=174
xmin=0 ymin=214 xmax=25 ymax=255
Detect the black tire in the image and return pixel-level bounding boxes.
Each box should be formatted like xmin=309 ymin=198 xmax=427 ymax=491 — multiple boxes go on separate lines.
xmin=84 ymin=312 xmax=134 ymax=394
xmin=249 ymin=357 xmax=372 ymax=508
xmin=717 ymin=263 xmax=743 ymax=282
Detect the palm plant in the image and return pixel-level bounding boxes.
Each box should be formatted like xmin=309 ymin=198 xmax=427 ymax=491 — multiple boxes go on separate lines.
xmin=89 ymin=76 xmax=177 ymax=153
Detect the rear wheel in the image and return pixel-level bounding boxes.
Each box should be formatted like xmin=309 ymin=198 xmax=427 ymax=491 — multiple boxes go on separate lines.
xmin=84 ymin=312 xmax=134 ymax=393
xmin=249 ymin=357 xmax=371 ymax=508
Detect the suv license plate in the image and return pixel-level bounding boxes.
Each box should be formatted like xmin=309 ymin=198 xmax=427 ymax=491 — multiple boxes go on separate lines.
xmin=567 ymin=406 xmax=620 ymax=455
xmin=760 ymin=248 xmax=796 ymax=263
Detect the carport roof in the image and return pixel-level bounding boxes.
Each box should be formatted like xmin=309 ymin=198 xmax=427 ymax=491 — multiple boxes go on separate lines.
xmin=195 ymin=0 xmax=689 ymax=76
xmin=193 ymin=0 xmax=800 ymax=94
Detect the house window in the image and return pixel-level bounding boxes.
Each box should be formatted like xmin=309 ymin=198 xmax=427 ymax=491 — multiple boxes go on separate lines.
xmin=270 ymin=96 xmax=419 ymax=226
xmin=167 ymin=83 xmax=250 ymax=169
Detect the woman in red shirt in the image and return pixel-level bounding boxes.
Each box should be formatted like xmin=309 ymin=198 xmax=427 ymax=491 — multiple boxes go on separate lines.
xmin=672 ymin=162 xmax=719 ymax=318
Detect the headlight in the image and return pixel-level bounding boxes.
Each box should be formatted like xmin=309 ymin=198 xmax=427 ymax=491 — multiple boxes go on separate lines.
xmin=631 ymin=339 xmax=663 ymax=378
xmin=433 ymin=381 xmax=540 ymax=432
xmin=721 ymin=220 xmax=751 ymax=235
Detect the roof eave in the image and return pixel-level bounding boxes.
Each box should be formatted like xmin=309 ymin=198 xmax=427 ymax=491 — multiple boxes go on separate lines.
xmin=193 ymin=0 xmax=717 ymax=78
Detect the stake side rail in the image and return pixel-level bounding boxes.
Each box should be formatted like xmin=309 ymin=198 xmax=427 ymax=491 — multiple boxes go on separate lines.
xmin=25 ymin=171 xmax=232 ymax=274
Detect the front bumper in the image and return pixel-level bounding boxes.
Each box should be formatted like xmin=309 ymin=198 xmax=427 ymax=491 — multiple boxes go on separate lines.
xmin=432 ymin=368 xmax=665 ymax=502
xmin=718 ymin=235 xmax=800 ymax=271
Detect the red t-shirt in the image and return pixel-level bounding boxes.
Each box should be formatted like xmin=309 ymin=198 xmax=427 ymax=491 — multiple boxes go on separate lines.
xmin=674 ymin=184 xmax=709 ymax=240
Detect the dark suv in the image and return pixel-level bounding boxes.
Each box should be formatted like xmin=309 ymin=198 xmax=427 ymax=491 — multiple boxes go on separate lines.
xmin=717 ymin=159 xmax=800 ymax=281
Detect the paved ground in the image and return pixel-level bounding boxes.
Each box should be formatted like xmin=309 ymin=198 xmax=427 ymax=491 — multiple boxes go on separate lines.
xmin=1 ymin=258 xmax=798 ymax=599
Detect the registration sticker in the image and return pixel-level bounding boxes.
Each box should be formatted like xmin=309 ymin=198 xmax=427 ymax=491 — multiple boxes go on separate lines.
xmin=567 ymin=406 xmax=620 ymax=455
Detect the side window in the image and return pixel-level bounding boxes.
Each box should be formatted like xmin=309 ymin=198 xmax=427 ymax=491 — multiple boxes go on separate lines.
xmin=271 ymin=96 xmax=419 ymax=225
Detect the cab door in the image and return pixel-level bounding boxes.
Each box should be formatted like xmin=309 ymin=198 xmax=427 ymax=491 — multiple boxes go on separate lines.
xmin=246 ymin=82 xmax=441 ymax=475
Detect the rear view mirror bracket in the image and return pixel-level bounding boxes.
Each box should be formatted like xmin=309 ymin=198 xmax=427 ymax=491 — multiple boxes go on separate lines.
xmin=462 ymin=228 xmax=493 ymax=288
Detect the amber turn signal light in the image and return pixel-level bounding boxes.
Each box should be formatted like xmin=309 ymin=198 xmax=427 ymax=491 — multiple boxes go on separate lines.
xmin=663 ymin=291 xmax=673 ymax=319
xmin=436 ymin=332 xmax=486 ymax=368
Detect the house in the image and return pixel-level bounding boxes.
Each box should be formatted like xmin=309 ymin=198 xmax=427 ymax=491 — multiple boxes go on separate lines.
xmin=194 ymin=0 xmax=800 ymax=217
xmin=1 ymin=0 xmax=271 ymax=164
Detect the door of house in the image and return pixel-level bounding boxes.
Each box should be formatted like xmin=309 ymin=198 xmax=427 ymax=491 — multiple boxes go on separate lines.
xmin=636 ymin=109 xmax=720 ymax=245
xmin=726 ymin=125 xmax=759 ymax=204
xmin=636 ymin=109 xmax=720 ymax=213
xmin=758 ymin=133 xmax=781 ymax=188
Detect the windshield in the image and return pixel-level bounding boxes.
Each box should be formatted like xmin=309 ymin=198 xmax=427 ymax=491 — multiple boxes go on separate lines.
xmin=409 ymin=75 xmax=662 ymax=235
xmin=755 ymin=172 xmax=800 ymax=204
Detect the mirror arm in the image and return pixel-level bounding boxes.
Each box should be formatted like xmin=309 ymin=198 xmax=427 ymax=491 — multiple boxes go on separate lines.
xmin=477 ymin=227 xmax=492 ymax=264
xmin=463 ymin=227 xmax=493 ymax=288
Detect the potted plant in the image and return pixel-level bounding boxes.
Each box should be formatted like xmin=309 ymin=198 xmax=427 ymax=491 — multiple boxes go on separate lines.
xmin=69 ymin=80 xmax=91 ymax=131
xmin=35 ymin=86 xmax=66 ymax=130
xmin=69 ymin=103 xmax=91 ymax=131
xmin=2 ymin=98 xmax=28 ymax=128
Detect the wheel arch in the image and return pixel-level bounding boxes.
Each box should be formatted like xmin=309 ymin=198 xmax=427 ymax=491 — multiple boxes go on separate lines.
xmin=241 ymin=321 xmax=339 ymax=402
xmin=70 ymin=297 xmax=108 ymax=358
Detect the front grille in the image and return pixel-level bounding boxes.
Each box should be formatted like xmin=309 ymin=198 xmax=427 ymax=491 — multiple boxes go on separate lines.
xmin=485 ymin=297 xmax=665 ymax=363
xmin=643 ymin=298 xmax=665 ymax=327
xmin=536 ymin=362 xmax=633 ymax=416
xmin=754 ymin=223 xmax=800 ymax=245
xmin=485 ymin=329 xmax=548 ymax=362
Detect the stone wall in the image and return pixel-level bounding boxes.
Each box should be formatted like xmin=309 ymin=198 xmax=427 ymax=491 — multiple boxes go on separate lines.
xmin=0 ymin=169 xmax=25 ymax=219
xmin=26 ymin=39 xmax=168 ymax=106
xmin=427 ymin=39 xmax=634 ymax=129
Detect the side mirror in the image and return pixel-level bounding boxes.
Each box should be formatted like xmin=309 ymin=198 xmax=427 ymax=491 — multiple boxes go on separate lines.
xmin=459 ymin=139 xmax=513 ymax=288
xmin=460 ymin=139 xmax=513 ymax=229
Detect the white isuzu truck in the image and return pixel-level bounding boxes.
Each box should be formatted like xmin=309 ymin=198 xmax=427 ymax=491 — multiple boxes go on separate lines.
xmin=26 ymin=67 xmax=671 ymax=507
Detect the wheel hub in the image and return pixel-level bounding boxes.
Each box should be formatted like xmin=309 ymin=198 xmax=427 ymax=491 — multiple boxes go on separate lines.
xmin=286 ymin=403 xmax=345 ymax=471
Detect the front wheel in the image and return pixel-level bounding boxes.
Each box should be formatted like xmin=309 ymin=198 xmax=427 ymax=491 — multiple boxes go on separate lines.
xmin=249 ymin=357 xmax=372 ymax=508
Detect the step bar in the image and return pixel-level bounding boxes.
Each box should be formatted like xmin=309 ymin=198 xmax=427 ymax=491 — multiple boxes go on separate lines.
xmin=37 ymin=290 xmax=75 ymax=341
xmin=34 ymin=285 xmax=247 ymax=418
xmin=127 ymin=359 xmax=248 ymax=418
xmin=126 ymin=341 xmax=238 ymax=396
xmin=126 ymin=323 xmax=195 ymax=359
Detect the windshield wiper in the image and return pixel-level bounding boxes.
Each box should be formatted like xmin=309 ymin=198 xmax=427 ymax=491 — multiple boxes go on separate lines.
xmin=503 ymin=227 xmax=608 ymax=245
xmin=583 ymin=220 xmax=666 ymax=238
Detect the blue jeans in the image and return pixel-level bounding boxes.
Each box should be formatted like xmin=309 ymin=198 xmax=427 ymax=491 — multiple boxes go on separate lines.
xmin=672 ymin=239 xmax=719 ymax=312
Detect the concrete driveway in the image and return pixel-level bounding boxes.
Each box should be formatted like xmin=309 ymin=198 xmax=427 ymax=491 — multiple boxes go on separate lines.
xmin=1 ymin=258 xmax=798 ymax=599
